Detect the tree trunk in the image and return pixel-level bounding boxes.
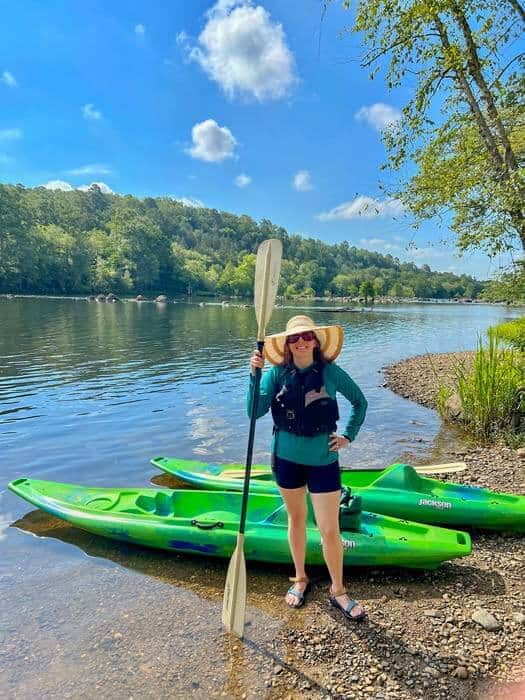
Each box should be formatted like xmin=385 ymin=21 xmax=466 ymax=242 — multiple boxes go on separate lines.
xmin=433 ymin=14 xmax=505 ymax=174
xmin=434 ymin=13 xmax=525 ymax=252
xmin=451 ymin=3 xmax=520 ymax=174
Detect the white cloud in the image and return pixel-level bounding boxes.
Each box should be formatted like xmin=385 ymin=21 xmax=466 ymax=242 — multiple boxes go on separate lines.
xmin=187 ymin=119 xmax=237 ymax=162
xmin=318 ymin=196 xmax=405 ymax=221
xmin=134 ymin=23 xmax=145 ymax=35
xmin=235 ymin=173 xmax=251 ymax=187
xmin=65 ymin=164 xmax=112 ymax=176
xmin=358 ymin=237 xmax=450 ymax=265
xmin=186 ymin=0 xmax=296 ymax=101
xmin=292 ymin=170 xmax=313 ymax=192
xmin=407 ymin=246 xmax=446 ymax=260
xmin=43 ymin=180 xmax=74 ymax=191
xmin=0 ymin=128 xmax=22 ymax=141
xmin=360 ymin=237 xmax=402 ymax=252
xmin=43 ymin=180 xmax=113 ymax=193
xmin=77 ymin=182 xmax=114 ymax=194
xmin=1 ymin=70 xmax=17 ymax=88
xmin=82 ymin=103 xmax=102 ymax=120
xmin=173 ymin=196 xmax=205 ymax=208
xmin=355 ymin=102 xmax=402 ymax=131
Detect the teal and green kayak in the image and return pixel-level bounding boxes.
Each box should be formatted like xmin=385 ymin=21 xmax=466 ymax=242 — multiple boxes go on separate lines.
xmin=151 ymin=457 xmax=525 ymax=533
xmin=8 ymin=477 xmax=471 ymax=569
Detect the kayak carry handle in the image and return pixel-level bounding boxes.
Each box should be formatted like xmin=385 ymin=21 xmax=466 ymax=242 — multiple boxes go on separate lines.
xmin=191 ymin=519 xmax=224 ymax=530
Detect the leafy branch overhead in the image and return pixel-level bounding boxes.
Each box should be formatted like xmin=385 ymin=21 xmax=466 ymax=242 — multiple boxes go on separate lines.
xmin=341 ymin=0 xmax=524 ymax=255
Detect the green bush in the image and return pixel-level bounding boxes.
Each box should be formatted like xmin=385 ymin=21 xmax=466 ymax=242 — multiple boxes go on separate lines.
xmin=490 ymin=317 xmax=525 ymax=352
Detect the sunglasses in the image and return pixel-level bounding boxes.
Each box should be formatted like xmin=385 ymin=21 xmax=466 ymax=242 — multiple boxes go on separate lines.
xmin=286 ymin=330 xmax=317 ymax=344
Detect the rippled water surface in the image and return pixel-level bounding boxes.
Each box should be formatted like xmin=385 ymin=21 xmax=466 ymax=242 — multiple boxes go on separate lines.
xmin=0 ymin=296 xmax=522 ymax=696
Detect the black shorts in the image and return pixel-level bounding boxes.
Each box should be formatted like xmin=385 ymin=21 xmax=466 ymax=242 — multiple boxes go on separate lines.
xmin=272 ymin=456 xmax=341 ymax=493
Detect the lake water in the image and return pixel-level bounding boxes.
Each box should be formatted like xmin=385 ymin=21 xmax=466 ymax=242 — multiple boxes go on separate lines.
xmin=0 ymin=297 xmax=522 ymax=697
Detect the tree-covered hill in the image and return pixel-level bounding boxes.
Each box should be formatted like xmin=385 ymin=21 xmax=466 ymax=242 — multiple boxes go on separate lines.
xmin=0 ymin=183 xmax=484 ymax=299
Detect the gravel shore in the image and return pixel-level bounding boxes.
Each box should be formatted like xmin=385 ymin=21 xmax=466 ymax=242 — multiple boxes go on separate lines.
xmin=268 ymin=352 xmax=524 ymax=700
xmin=384 ymin=352 xmax=475 ymax=412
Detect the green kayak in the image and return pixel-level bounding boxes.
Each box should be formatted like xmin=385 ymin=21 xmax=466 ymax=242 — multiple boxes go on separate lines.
xmin=151 ymin=457 xmax=525 ymax=533
xmin=8 ymin=477 xmax=471 ymax=569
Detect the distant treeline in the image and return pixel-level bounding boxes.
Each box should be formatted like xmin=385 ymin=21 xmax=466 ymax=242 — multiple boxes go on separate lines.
xmin=0 ymin=184 xmax=484 ymax=299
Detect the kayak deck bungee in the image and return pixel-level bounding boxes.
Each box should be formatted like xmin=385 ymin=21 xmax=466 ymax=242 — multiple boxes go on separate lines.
xmin=8 ymin=477 xmax=471 ymax=569
xmin=151 ymin=457 xmax=525 ymax=533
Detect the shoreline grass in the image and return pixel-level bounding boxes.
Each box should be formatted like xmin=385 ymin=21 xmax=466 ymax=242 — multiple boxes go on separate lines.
xmin=435 ymin=335 xmax=524 ymax=446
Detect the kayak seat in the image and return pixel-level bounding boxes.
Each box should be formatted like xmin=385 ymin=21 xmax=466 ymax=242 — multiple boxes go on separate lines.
xmin=339 ymin=489 xmax=363 ymax=531
xmin=371 ymin=463 xmax=425 ymax=492
xmin=85 ymin=496 xmax=117 ymax=511
xmin=135 ymin=492 xmax=175 ymax=516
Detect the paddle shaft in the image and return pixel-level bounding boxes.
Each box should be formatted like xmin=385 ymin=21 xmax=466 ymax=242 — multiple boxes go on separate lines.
xmin=222 ymin=239 xmax=282 ymax=637
xmin=238 ymin=340 xmax=264 ymax=534
xmin=237 ymin=241 xmax=272 ymax=533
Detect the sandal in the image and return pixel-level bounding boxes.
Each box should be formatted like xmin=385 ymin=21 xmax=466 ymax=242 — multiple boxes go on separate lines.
xmin=286 ymin=576 xmax=310 ymax=609
xmin=329 ymin=586 xmax=366 ymax=621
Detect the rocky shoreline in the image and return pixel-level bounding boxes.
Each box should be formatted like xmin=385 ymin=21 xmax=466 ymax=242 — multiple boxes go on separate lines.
xmin=268 ymin=352 xmax=524 ymax=700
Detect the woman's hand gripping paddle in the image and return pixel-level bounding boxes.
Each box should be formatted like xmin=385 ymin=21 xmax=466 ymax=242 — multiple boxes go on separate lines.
xmin=222 ymin=239 xmax=282 ymax=638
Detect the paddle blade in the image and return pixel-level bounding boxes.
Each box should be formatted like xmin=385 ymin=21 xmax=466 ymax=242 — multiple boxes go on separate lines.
xmin=254 ymin=239 xmax=282 ymax=340
xmin=222 ymin=534 xmax=247 ymax=637
xmin=415 ymin=462 xmax=466 ymax=475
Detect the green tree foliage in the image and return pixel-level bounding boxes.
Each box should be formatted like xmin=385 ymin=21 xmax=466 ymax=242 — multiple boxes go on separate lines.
xmin=359 ymin=280 xmax=375 ymax=304
xmin=481 ymin=261 xmax=525 ymax=302
xmin=343 ymin=0 xmax=525 ymax=255
xmin=0 ymin=184 xmax=484 ymax=299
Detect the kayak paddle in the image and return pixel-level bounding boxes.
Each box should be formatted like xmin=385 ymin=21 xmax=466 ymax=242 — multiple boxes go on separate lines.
xmin=416 ymin=462 xmax=466 ymax=474
xmin=216 ymin=462 xmax=467 ymax=481
xmin=222 ymin=238 xmax=282 ymax=638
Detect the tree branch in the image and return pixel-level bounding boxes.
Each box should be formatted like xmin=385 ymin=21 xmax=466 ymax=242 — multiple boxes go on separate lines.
xmin=361 ymin=33 xmax=440 ymax=68
xmin=489 ymin=52 xmax=525 ymax=88
xmin=433 ymin=14 xmax=504 ymax=173
xmin=450 ymin=3 xmax=521 ymax=175
xmin=507 ymin=0 xmax=525 ymax=25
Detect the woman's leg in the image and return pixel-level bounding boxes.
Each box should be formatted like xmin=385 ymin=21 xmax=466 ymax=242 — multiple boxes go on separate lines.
xmin=278 ymin=485 xmax=308 ymax=606
xmin=310 ymin=490 xmax=365 ymax=618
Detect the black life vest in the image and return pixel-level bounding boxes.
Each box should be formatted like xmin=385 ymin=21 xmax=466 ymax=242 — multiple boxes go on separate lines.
xmin=271 ymin=363 xmax=339 ymax=437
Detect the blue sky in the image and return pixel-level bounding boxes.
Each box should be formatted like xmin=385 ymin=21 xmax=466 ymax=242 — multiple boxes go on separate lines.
xmin=0 ymin=0 xmax=515 ymax=279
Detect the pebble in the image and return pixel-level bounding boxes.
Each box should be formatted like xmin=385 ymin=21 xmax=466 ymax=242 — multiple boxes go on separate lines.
xmin=472 ymin=609 xmax=503 ymax=632
xmin=512 ymin=612 xmax=525 ymax=625
xmin=424 ymin=666 xmax=441 ymax=678
xmin=452 ymin=666 xmax=469 ymax=679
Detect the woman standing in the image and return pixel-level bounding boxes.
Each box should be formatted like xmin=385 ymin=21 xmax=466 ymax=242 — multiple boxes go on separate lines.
xmin=247 ymin=315 xmax=368 ymax=621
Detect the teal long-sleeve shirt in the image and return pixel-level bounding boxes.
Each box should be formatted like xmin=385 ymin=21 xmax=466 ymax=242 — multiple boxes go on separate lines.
xmin=246 ymin=362 xmax=367 ymax=466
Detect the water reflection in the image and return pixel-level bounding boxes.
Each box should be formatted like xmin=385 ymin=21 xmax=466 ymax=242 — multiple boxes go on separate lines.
xmin=2 ymin=296 xmax=521 ymax=697
xmin=1 ymin=297 xmax=521 ymax=558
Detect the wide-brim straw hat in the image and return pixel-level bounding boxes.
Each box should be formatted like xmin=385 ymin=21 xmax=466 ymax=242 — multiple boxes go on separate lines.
xmin=264 ymin=315 xmax=344 ymax=365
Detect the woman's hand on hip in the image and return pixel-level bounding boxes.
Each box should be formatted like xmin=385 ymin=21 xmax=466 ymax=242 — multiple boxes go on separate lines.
xmin=250 ymin=350 xmax=265 ymax=376
xmin=329 ymin=433 xmax=351 ymax=451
